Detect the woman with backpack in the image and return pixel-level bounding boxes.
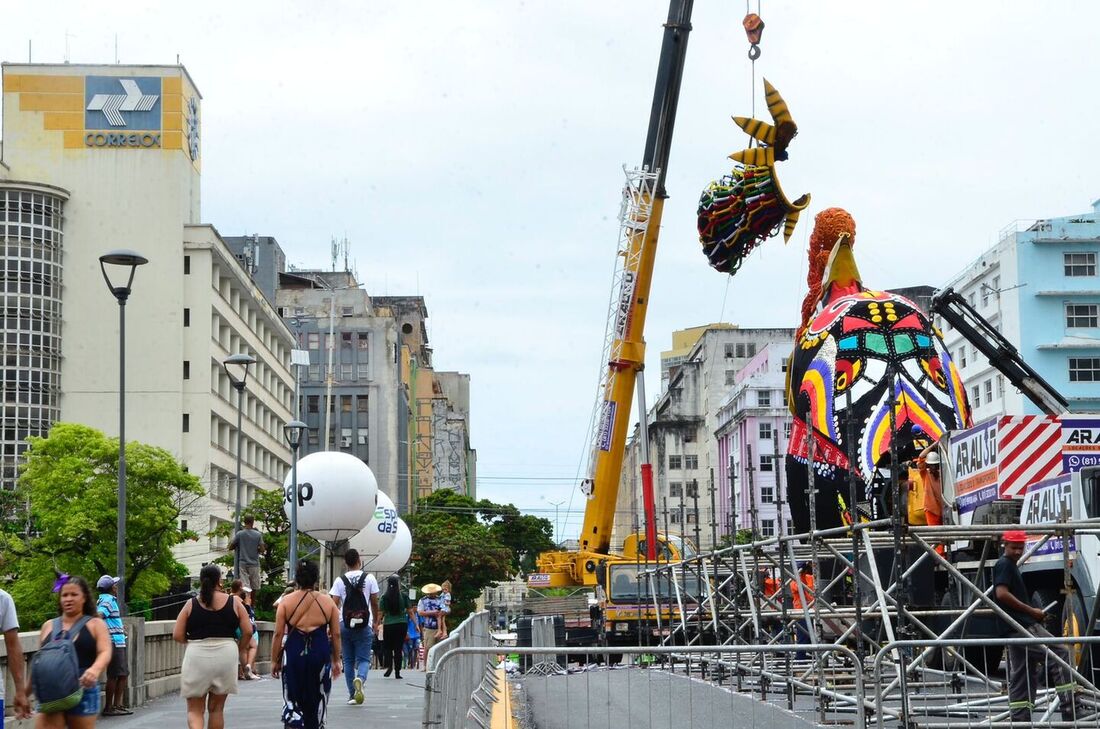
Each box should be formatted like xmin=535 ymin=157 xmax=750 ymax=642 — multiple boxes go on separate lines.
xmin=172 ymin=564 xmax=252 ymax=729
xmin=271 ymin=560 xmax=341 ymax=729
xmin=379 ymin=575 xmax=416 ymax=679
xmin=28 ymin=576 xmax=112 ymax=728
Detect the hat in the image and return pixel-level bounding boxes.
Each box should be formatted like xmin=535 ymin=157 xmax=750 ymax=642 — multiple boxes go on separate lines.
xmin=97 ymin=575 xmax=120 ymax=590
xmin=925 ymin=451 xmax=941 ymax=466
xmin=1002 ymin=530 xmax=1028 ymax=543
xmin=421 ymin=583 xmax=442 ymax=595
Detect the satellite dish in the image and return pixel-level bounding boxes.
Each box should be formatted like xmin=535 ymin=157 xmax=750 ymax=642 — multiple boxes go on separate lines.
xmin=346 ymin=491 xmax=399 ymax=561
xmin=283 ymin=451 xmax=377 ymax=542
xmin=362 ymin=518 xmax=412 ymax=576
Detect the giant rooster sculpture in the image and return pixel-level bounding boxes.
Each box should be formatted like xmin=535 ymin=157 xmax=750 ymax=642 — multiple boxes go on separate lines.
xmin=698 ymin=84 xmax=972 ymax=532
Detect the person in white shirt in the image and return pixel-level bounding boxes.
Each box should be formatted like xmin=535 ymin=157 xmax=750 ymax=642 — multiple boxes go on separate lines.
xmin=328 ymin=549 xmax=381 ymax=705
xmin=0 ymin=589 xmax=29 ymax=722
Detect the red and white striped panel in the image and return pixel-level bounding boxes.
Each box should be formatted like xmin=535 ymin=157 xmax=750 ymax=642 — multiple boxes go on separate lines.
xmin=997 ymin=416 xmax=1064 ymax=499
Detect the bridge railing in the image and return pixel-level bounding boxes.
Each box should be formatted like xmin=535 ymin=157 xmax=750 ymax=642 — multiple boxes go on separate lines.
xmin=0 ymin=617 xmax=276 ymax=723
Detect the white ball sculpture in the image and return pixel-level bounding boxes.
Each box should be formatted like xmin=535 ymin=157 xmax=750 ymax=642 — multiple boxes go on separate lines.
xmin=346 ymin=491 xmax=399 ymax=561
xmin=283 ymin=451 xmax=378 ymax=542
xmin=362 ymin=518 xmax=412 ymax=576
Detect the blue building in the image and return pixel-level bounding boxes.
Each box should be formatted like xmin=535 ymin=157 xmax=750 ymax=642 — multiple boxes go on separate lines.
xmin=939 ymin=199 xmax=1100 ymax=419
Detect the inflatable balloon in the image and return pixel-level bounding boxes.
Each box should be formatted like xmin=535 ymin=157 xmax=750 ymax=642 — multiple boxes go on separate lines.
xmin=283 ymin=451 xmax=378 ymax=542
xmin=362 ymin=519 xmax=412 ymax=576
xmin=346 ymin=491 xmax=399 ymax=561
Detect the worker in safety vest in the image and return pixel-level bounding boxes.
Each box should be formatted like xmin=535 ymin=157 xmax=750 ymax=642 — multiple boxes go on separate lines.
xmin=788 ymin=563 xmax=815 ymax=659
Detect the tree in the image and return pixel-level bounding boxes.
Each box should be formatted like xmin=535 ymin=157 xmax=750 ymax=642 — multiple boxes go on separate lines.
xmin=479 ymin=503 xmax=555 ymax=576
xmin=405 ymin=490 xmax=512 ymax=623
xmin=9 ymin=423 xmax=205 ymax=626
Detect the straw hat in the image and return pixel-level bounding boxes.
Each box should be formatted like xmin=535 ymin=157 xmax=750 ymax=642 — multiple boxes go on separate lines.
xmin=421 ymin=583 xmax=443 ymax=595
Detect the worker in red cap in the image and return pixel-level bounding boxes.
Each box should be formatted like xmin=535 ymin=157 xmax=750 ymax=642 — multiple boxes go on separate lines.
xmin=993 ymin=530 xmax=1087 ymax=722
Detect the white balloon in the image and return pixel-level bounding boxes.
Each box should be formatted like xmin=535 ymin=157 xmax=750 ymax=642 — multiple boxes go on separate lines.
xmin=346 ymin=491 xmax=399 ymax=561
xmin=362 ymin=518 xmax=412 ymax=576
xmin=283 ymin=451 xmax=378 ymax=542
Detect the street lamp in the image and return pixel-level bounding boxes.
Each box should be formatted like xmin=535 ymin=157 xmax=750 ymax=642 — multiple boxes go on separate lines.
xmin=98 ymin=249 xmax=149 ymax=615
xmin=223 ymin=352 xmax=255 ymax=577
xmin=283 ymin=419 xmax=306 ymax=582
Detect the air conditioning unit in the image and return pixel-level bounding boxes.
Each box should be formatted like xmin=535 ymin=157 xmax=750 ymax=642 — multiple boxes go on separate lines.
xmin=340 ymin=437 xmax=352 ymax=448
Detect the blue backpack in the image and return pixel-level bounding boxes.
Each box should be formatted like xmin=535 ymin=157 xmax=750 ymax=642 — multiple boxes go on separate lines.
xmin=32 ymin=616 xmax=91 ymax=713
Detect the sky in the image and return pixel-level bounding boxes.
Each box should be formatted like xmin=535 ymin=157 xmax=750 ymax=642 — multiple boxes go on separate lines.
xmin=3 ymin=2 xmax=1099 ymax=541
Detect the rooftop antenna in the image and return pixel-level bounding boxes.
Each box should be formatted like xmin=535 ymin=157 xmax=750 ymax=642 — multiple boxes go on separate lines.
xmin=64 ymin=31 xmax=75 ymax=64
xmin=114 ymin=34 xmax=118 ymax=64
xmin=27 ymin=40 xmax=31 ymax=63
xmin=330 ymin=236 xmax=338 ymax=272
xmin=342 ymin=234 xmax=350 ymax=273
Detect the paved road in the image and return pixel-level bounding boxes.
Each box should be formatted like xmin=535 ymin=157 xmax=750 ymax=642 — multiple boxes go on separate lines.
xmin=104 ymin=667 xmax=426 ymax=728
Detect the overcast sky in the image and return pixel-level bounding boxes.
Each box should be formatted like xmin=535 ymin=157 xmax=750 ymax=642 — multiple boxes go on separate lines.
xmin=4 ymin=2 xmax=1099 ymax=540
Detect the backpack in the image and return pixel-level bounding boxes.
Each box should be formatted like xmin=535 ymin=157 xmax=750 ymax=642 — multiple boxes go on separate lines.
xmin=32 ymin=616 xmax=91 ymax=713
xmin=340 ymin=573 xmax=370 ymax=629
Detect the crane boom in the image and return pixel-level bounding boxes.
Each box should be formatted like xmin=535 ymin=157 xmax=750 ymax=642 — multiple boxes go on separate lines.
xmin=930 ymin=287 xmax=1070 ymax=416
xmin=579 ymin=0 xmax=694 ymax=557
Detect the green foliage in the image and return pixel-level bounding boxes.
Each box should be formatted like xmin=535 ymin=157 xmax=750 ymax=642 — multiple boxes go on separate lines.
xmin=405 ymin=490 xmax=524 ymax=623
xmin=9 ymin=423 xmax=205 ymax=627
xmin=481 ymin=503 xmax=556 ymax=575
xmin=208 ymin=487 xmax=320 ymax=601
xmin=717 ymin=528 xmax=757 ymax=549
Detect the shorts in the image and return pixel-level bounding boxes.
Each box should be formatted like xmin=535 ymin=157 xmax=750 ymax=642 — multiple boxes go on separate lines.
xmin=242 ymin=564 xmax=261 ymax=591
xmin=108 ymin=645 xmax=130 ymax=678
xmin=37 ymin=687 xmax=100 ymax=717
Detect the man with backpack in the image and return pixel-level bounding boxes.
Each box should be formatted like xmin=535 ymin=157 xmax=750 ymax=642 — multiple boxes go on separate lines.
xmin=329 ymin=549 xmax=380 ymax=705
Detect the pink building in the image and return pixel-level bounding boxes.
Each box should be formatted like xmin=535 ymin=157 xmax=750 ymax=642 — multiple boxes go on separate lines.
xmin=715 ymin=342 xmax=794 ymax=539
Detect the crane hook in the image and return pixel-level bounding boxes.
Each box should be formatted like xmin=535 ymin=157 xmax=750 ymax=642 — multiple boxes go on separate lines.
xmin=743 ymin=13 xmax=764 ymax=60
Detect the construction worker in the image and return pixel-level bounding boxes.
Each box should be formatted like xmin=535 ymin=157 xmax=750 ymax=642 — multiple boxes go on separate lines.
xmin=994 ymin=531 xmax=1087 ymax=723
xmin=789 ymin=563 xmax=815 ymax=659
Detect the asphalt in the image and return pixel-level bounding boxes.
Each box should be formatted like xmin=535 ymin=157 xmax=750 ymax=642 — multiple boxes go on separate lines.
xmin=102 ymin=666 xmax=426 ymax=728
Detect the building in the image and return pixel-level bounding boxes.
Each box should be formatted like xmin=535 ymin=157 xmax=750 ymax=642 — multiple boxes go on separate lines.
xmin=714 ymin=342 xmax=795 ymax=537
xmin=937 ymin=201 xmax=1100 ymax=420
xmin=614 ymin=325 xmax=795 ymax=551
xmin=0 ymin=63 xmax=294 ymax=573
xmin=659 ymin=323 xmax=735 ymax=391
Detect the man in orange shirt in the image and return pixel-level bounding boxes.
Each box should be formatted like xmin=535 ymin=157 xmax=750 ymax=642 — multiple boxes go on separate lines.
xmin=789 ymin=563 xmax=815 ymax=659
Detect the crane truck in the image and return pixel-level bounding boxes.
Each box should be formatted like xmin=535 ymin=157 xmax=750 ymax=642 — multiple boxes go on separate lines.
xmin=525 ymin=0 xmax=703 ymax=650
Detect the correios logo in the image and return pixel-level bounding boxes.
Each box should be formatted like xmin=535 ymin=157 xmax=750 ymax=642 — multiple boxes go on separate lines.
xmin=86 ymin=79 xmax=158 ymax=126
xmin=84 ymin=76 xmax=162 ymax=148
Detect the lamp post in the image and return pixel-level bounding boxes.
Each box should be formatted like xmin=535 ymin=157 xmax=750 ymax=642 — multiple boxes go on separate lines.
xmin=223 ymin=353 xmax=256 ymax=577
xmin=283 ymin=420 xmax=306 ymax=582
xmin=98 ymin=249 xmax=148 ymax=615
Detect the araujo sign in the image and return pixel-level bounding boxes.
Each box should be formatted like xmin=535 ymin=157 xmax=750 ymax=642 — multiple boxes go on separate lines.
xmin=83 ymin=76 xmax=162 ymax=149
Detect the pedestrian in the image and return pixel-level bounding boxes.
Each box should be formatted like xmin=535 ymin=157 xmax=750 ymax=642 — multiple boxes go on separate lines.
xmin=788 ymin=563 xmax=815 ymax=660
xmin=994 ymin=530 xmax=1087 ymax=723
xmin=416 ymin=584 xmax=446 ymax=656
xmin=30 ymin=576 xmax=113 ymax=728
xmin=379 ymin=576 xmax=416 ymax=679
xmin=228 ymin=516 xmax=265 ymax=593
xmin=272 ymin=560 xmax=341 ymax=729
xmin=438 ymin=580 xmax=453 ymax=639
xmin=404 ymin=616 xmax=421 ymax=672
xmin=94 ymin=575 xmax=132 ymax=716
xmin=172 ymin=564 xmax=252 ymax=729
xmin=227 ymin=581 xmax=258 ymax=680
xmin=0 ymin=585 xmax=30 ymax=722
xmin=328 ymin=549 xmax=380 ymax=706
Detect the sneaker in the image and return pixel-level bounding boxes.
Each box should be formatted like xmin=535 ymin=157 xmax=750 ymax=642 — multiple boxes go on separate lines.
xmin=346 ymin=698 xmax=357 ymax=705
xmin=353 ymin=676 xmax=364 ymax=704
xmin=115 ymin=707 xmax=134 ymax=715
xmin=245 ymin=665 xmax=257 ymax=680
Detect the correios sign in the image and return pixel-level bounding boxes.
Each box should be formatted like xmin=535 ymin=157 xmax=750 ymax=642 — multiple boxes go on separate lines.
xmin=83 ymin=76 xmax=162 ymax=148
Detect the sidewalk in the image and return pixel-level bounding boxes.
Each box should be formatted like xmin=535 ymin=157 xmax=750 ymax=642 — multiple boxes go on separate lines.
xmin=103 ymin=667 xmax=426 ymax=728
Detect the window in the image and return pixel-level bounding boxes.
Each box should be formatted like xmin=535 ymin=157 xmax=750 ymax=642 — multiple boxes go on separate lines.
xmin=341 ymin=306 xmax=354 ymax=317
xmin=972 ymin=385 xmax=981 ymax=406
xmin=760 ymin=484 xmax=774 ymax=503
xmin=781 ymin=359 xmax=788 ymax=373
xmin=968 ymin=292 xmax=976 ymax=308
xmin=180 ymin=519 xmax=188 ymax=532
xmin=1065 ymin=252 xmax=1097 ymax=277
xmin=1069 ymin=357 xmax=1100 ymax=382
xmin=184 ymin=255 xmax=190 ymax=274
xmin=785 ymin=421 xmax=793 ymax=438
xmin=341 ymin=395 xmax=352 ymax=413
xmin=759 ymin=422 xmax=773 ymax=440
xmin=1066 ymin=304 xmax=1099 ymax=328
xmin=787 ymin=521 xmax=796 ymax=535
xmin=182 ymin=413 xmax=190 ymax=432
xmin=684 ymin=455 xmax=699 ymax=470
xmin=668 ymin=455 xmax=682 ymax=470
xmin=669 ymin=482 xmax=682 ymax=498
xmin=724 ymin=343 xmax=736 ymax=358
xmin=984 ymin=379 xmax=993 ymax=403
xmin=340 ymin=363 xmax=353 ymax=380
xmin=685 ymin=482 xmax=698 ymax=498
xmin=782 ymin=390 xmax=789 ymax=407
xmin=683 ymin=430 xmax=695 ymax=443
xmin=307 ymin=395 xmax=319 ymax=413
xmin=686 ymin=509 xmax=698 ymax=524
xmin=307 ymin=333 xmax=320 ymax=350
xmin=307 ymin=364 xmax=320 ymax=381
xmin=757 ymin=390 xmax=771 ymax=407
xmin=747 ymin=342 xmax=757 ymax=357
xmin=981 ymin=285 xmax=989 ymax=308
xmin=183 ymin=308 xmax=190 ymax=327
xmin=959 ymin=345 xmax=967 ymax=368
xmin=997 ymin=375 xmax=1005 ymax=398
xmin=357 ymin=395 xmax=369 ymax=412
xmin=669 ymin=510 xmax=681 ymax=524
xmin=341 ymin=332 xmax=353 ymax=346
xmin=760 ymin=455 xmax=775 ymax=472
xmin=761 ymin=519 xmax=775 ymax=537
xmin=183 ymin=360 xmax=190 ymax=380
xmin=307 ymin=428 xmax=319 ymax=446
xmin=725 ymin=369 xmax=737 ymax=386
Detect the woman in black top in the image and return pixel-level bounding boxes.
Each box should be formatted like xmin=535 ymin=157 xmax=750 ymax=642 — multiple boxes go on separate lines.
xmin=31 ymin=576 xmax=112 ymax=728
xmin=172 ymin=565 xmax=252 ymax=729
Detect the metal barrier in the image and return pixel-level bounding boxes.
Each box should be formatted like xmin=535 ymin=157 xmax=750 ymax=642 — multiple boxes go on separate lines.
xmin=873 ymin=635 xmax=1100 ymax=728
xmin=427 ymin=643 xmax=864 ymax=729
xmin=422 ymin=611 xmax=493 ymax=729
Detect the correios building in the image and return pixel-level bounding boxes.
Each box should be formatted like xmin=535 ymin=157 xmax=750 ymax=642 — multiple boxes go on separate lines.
xmin=0 ymin=64 xmax=293 ymax=574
